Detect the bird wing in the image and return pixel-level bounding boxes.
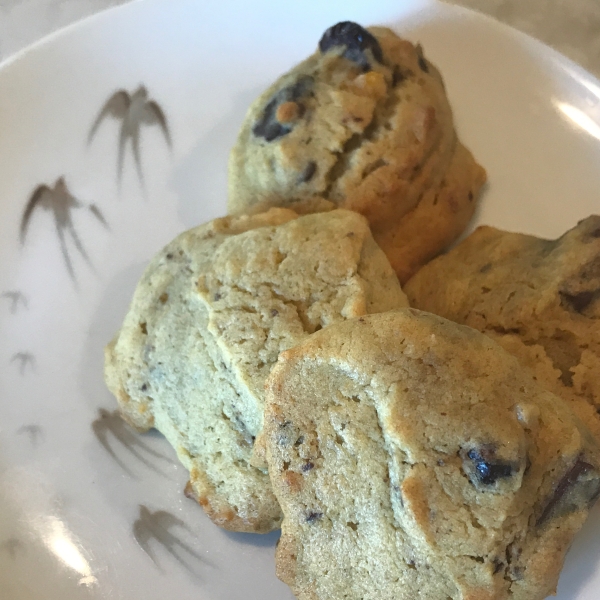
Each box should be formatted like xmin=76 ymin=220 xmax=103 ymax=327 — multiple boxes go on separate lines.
xmin=133 ymin=519 xmax=159 ymax=566
xmin=155 ymin=510 xmax=185 ymax=530
xmin=88 ymin=204 xmax=109 ymax=228
xmin=56 ymin=221 xmax=77 ymax=282
xmin=142 ymin=100 xmax=171 ymax=147
xmin=91 ymin=413 xmax=134 ymax=476
xmin=20 ymin=185 xmax=52 ymax=243
xmin=88 ymin=90 xmax=131 ymax=143
xmin=152 ymin=511 xmax=204 ymax=563
xmin=130 ymin=128 xmax=146 ymax=190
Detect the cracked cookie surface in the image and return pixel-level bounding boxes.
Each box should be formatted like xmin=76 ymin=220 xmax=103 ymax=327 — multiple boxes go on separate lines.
xmin=228 ymin=23 xmax=486 ymax=283
xmin=104 ymin=207 xmax=408 ymax=533
xmin=405 ymin=215 xmax=600 ymax=442
xmin=263 ymin=309 xmax=600 ymax=600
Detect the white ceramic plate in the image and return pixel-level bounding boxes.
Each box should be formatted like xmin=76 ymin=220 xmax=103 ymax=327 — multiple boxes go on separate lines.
xmin=1 ymin=0 xmax=600 ymax=598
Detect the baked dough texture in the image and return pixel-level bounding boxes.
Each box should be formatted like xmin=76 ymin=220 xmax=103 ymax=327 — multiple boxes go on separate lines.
xmin=104 ymin=207 xmax=408 ymax=533
xmin=405 ymin=215 xmax=600 ymax=442
xmin=228 ymin=23 xmax=486 ymax=283
xmin=263 ymin=309 xmax=600 ymax=600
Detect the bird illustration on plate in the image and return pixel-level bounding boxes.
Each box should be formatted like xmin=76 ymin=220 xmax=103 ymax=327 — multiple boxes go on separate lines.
xmin=133 ymin=505 xmax=207 ymax=574
xmin=10 ymin=352 xmax=36 ymax=375
xmin=1 ymin=290 xmax=28 ymax=314
xmin=92 ymin=408 xmax=174 ymax=478
xmin=88 ymin=85 xmax=171 ymax=188
xmin=20 ymin=177 xmax=108 ymax=282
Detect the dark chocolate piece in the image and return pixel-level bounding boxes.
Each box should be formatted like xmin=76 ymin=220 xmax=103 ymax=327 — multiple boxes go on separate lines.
xmin=560 ymin=289 xmax=599 ymax=314
xmin=253 ymin=76 xmax=313 ymax=142
xmin=537 ymin=457 xmax=600 ymax=525
xmin=416 ymin=44 xmax=429 ymax=73
xmin=298 ymin=161 xmax=317 ymax=184
xmin=319 ymin=21 xmax=383 ymax=68
xmin=392 ymin=66 xmax=406 ymax=87
xmin=462 ymin=446 xmax=517 ymax=487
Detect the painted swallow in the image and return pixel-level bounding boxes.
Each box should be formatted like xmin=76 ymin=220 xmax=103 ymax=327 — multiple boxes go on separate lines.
xmin=10 ymin=352 xmax=35 ymax=375
xmin=1 ymin=290 xmax=28 ymax=313
xmin=91 ymin=408 xmax=173 ymax=478
xmin=88 ymin=85 xmax=171 ymax=187
xmin=20 ymin=177 xmax=108 ymax=282
xmin=133 ymin=505 xmax=205 ymax=574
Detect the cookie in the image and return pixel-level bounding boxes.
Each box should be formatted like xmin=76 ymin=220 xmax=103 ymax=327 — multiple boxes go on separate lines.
xmin=228 ymin=22 xmax=487 ymax=283
xmin=263 ymin=309 xmax=600 ymax=600
xmin=104 ymin=207 xmax=408 ymax=533
xmin=404 ymin=215 xmax=600 ymax=441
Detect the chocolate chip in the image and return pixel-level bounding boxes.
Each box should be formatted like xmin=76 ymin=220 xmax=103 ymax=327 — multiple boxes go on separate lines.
xmin=462 ymin=446 xmax=516 ymax=487
xmin=505 ymin=542 xmax=521 ymax=565
xmin=509 ymin=567 xmax=524 ymax=581
xmin=253 ymin=76 xmax=313 ymax=141
xmin=271 ymin=309 xmax=279 ymax=317
xmin=416 ymin=44 xmax=429 ymax=73
xmin=141 ymin=383 xmax=148 ymax=392
xmin=392 ymin=66 xmax=406 ymax=86
xmin=469 ymin=450 xmax=513 ymax=484
xmin=319 ymin=21 xmax=383 ymax=69
xmin=253 ymin=100 xmax=288 ymax=141
xmin=301 ymin=461 xmax=314 ymax=472
xmin=306 ymin=511 xmax=323 ymax=523
xmin=560 ymin=289 xmax=599 ymax=314
xmin=165 ymin=253 xmax=174 ymax=260
xmin=493 ymin=560 xmax=504 ymax=574
xmin=537 ymin=457 xmax=600 ymax=525
xmin=298 ymin=161 xmax=317 ymax=184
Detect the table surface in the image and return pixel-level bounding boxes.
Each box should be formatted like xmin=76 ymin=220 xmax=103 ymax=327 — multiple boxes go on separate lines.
xmin=0 ymin=0 xmax=599 ymax=79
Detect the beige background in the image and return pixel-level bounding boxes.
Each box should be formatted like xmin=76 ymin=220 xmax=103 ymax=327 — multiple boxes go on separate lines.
xmin=0 ymin=0 xmax=598 ymax=78
xmin=448 ymin=0 xmax=600 ymax=77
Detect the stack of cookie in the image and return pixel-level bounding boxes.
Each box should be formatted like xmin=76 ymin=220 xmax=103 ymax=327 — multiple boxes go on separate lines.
xmin=105 ymin=206 xmax=409 ymax=532
xmin=105 ymin=21 xmax=600 ymax=600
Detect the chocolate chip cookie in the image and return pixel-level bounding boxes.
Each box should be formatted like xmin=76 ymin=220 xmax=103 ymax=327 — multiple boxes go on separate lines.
xmin=263 ymin=309 xmax=600 ymax=600
xmin=405 ymin=215 xmax=600 ymax=441
xmin=228 ymin=22 xmax=487 ymax=283
xmin=104 ymin=207 xmax=408 ymax=533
